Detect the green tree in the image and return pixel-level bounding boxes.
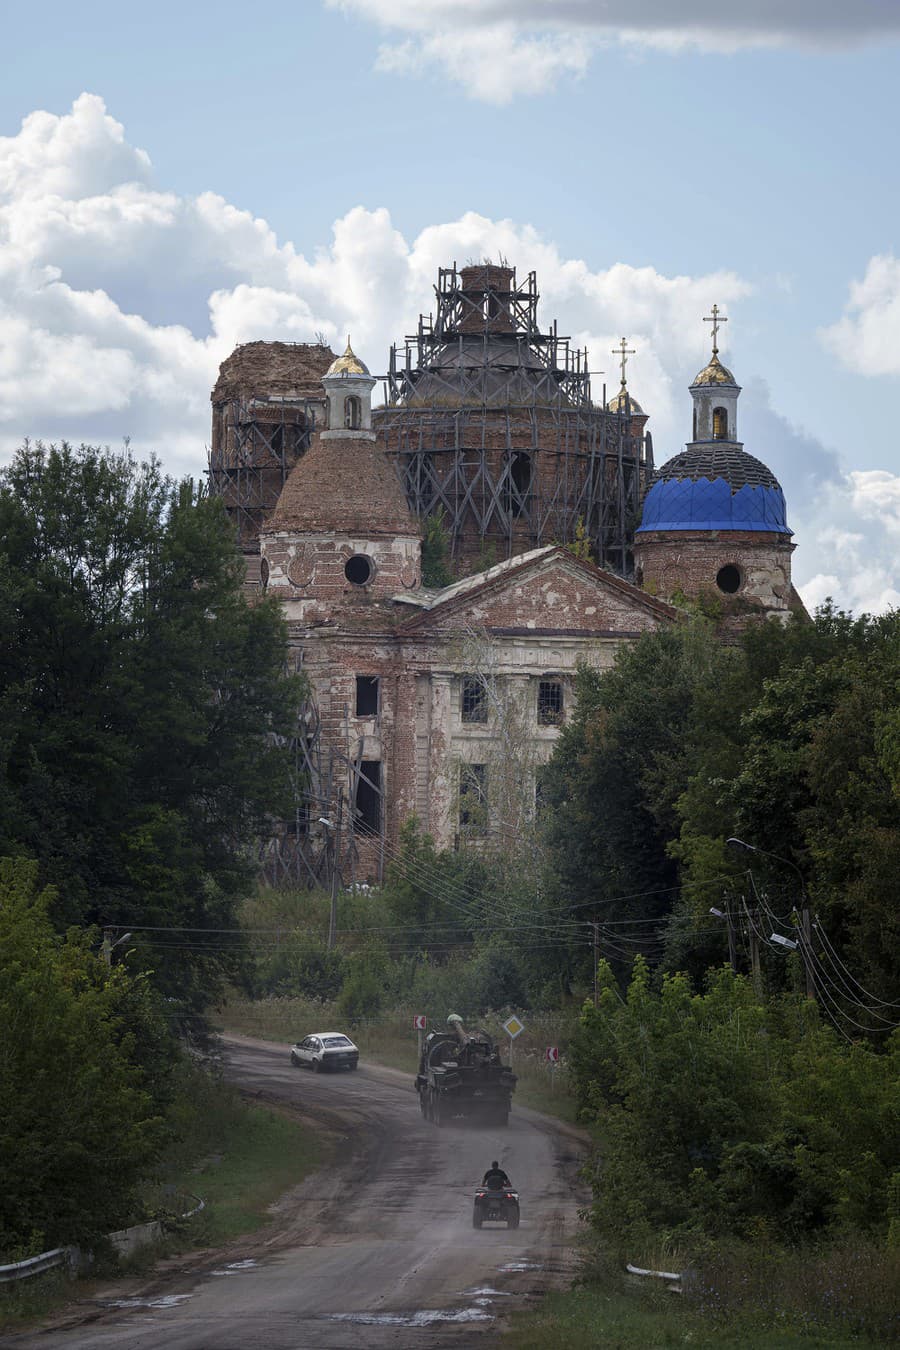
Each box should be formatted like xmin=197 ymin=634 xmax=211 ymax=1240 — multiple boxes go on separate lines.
xmin=420 ymin=509 xmax=454 ymax=588
xmin=542 ymin=618 xmax=726 ymax=965
xmin=674 ymin=607 xmax=900 ymax=1003
xmin=0 ymin=859 xmax=171 ymax=1252
xmin=381 ymin=817 xmax=487 ymax=952
xmin=572 ymin=958 xmax=899 ymax=1248
xmin=0 ymin=443 xmax=305 ymax=1024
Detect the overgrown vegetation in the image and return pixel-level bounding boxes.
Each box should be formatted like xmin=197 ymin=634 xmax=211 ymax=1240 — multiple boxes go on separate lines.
xmin=573 ymin=959 xmax=898 ymax=1250
xmin=149 ymin=1062 xmax=323 ymax=1248
xmin=0 ymin=441 xmax=305 ymax=1030
xmin=0 ymin=859 xmax=174 ymax=1257
xmin=0 ymin=442 xmax=305 ymax=1255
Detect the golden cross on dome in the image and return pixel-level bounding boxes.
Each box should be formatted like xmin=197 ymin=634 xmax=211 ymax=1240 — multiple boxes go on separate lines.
xmin=703 ymin=304 xmax=727 ymax=356
xmin=613 ymin=337 xmax=636 ymax=388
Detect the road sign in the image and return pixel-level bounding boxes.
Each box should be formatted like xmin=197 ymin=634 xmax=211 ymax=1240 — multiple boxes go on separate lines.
xmin=413 ymin=1014 xmax=426 ymax=1030
xmin=546 ymin=1046 xmax=559 ymax=1063
xmin=503 ymin=1015 xmax=525 ymax=1040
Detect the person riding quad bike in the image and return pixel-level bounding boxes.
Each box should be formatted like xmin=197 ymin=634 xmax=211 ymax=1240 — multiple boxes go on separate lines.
xmin=482 ymin=1160 xmax=511 ymax=1190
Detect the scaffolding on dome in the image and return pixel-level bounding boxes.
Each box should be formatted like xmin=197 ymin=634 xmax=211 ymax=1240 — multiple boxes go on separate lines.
xmin=375 ymin=263 xmax=653 ymax=574
xmin=207 ymin=396 xmax=322 ymax=556
xmin=206 ymin=341 xmax=334 ymax=559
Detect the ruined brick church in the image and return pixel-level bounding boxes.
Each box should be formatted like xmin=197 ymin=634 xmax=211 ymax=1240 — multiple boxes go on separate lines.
xmin=208 ymin=264 xmax=804 ymax=885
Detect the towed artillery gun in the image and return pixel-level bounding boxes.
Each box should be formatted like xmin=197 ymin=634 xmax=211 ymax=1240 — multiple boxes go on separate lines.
xmin=416 ymin=1014 xmax=517 ymax=1127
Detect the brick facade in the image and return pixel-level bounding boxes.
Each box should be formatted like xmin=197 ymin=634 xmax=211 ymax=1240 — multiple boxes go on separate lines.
xmin=634 ymin=528 xmax=802 ymax=630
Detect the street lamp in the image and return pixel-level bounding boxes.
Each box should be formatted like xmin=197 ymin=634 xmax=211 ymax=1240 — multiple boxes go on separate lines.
xmin=101 ymin=930 xmax=133 ymax=967
xmin=725 ymin=837 xmax=805 ymax=894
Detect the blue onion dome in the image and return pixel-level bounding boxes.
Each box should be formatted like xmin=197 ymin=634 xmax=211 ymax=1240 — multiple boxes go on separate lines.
xmin=637 ymin=445 xmax=791 ymax=534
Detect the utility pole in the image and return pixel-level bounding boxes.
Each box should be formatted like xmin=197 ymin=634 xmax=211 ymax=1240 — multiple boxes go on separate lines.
xmin=800 ymin=904 xmax=816 ymax=1001
xmin=725 ymin=901 xmax=737 ymax=974
xmin=327 ymin=790 xmax=344 ymax=951
xmin=592 ymin=921 xmax=600 ymax=1006
xmin=101 ymin=929 xmax=132 ymax=968
xmin=748 ymin=913 xmax=762 ymax=999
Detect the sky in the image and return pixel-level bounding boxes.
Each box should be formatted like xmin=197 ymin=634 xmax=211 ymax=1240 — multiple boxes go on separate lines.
xmin=2 ymin=0 xmax=900 ymax=614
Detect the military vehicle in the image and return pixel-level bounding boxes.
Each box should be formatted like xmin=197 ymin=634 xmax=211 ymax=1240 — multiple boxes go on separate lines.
xmin=416 ymin=1014 xmax=517 ymax=1126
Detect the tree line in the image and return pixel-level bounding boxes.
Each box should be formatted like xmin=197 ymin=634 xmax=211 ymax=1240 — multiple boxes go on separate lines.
xmin=0 ymin=442 xmax=304 ymax=1255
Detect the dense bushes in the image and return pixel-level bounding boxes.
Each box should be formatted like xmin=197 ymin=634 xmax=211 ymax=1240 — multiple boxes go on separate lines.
xmin=0 ymin=860 xmax=174 ymax=1254
xmin=572 ymin=958 xmax=899 ymax=1250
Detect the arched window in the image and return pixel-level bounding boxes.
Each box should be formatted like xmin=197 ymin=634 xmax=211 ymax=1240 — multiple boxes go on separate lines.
xmin=344 ymin=396 xmax=361 ymax=430
xmin=713 ymin=406 xmax=728 ymax=440
xmin=692 ymin=408 xmax=698 ymax=441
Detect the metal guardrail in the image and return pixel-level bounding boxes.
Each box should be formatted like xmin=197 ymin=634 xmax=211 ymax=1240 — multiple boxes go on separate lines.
xmin=0 ymin=1195 xmax=205 ymax=1285
xmin=0 ymin=1248 xmax=74 ymax=1285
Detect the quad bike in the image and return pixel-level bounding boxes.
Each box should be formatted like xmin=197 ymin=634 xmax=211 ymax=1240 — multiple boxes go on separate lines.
xmin=472 ymin=1182 xmax=520 ymax=1229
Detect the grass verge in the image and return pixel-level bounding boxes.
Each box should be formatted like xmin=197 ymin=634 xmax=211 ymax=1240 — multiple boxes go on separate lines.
xmin=154 ymin=1064 xmax=324 ymax=1249
xmin=497 ymin=1281 xmax=876 ymax=1350
xmin=498 ymin=1241 xmax=899 ymax=1350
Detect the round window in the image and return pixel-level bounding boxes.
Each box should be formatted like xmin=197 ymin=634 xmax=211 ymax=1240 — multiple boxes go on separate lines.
xmin=716 ymin=564 xmax=741 ymax=594
xmin=344 ymin=554 xmax=374 ymax=586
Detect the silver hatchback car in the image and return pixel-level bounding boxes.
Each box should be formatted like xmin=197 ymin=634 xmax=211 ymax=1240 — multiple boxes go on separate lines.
xmin=290 ymin=1032 xmax=359 ymax=1072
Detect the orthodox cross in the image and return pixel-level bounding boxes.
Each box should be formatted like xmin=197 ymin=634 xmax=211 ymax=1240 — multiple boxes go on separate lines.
xmin=703 ymin=304 xmax=727 ymax=356
xmin=613 ymin=337 xmax=635 ymax=388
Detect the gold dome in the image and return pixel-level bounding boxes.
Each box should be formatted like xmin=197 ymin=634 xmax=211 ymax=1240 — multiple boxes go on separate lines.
xmin=692 ymin=353 xmax=736 ymax=387
xmin=606 ymin=386 xmax=644 ymax=416
xmin=326 ymin=338 xmax=370 ymax=378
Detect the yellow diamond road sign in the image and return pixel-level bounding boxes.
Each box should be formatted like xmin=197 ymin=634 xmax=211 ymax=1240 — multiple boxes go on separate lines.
xmin=503 ymin=1016 xmax=525 ymax=1039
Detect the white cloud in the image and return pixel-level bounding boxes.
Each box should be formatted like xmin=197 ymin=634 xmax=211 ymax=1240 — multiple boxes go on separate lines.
xmin=0 ymin=92 xmax=896 ymax=614
xmin=792 ymin=476 xmax=900 ymax=616
xmin=328 ymin=0 xmax=900 ymax=101
xmin=0 ymin=93 xmax=748 ymax=476
xmin=821 ymin=254 xmax=900 ymax=377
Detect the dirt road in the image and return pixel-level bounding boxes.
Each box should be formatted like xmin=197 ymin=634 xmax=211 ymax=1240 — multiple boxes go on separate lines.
xmin=8 ymin=1034 xmax=588 ymax=1349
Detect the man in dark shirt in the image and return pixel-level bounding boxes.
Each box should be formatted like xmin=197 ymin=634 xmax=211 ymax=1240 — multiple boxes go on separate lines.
xmin=482 ymin=1160 xmax=511 ymax=1190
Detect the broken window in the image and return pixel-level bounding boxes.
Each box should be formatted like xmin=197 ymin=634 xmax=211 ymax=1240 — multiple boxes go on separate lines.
xmin=355 ymin=676 xmax=379 ymax=717
xmin=537 ymin=680 xmax=563 ymax=726
xmin=503 ymin=451 xmax=532 ymax=519
xmin=461 ymin=677 xmax=488 ymax=724
xmin=459 ymin=763 xmax=487 ymax=834
xmin=354 ymin=761 xmax=382 ymax=835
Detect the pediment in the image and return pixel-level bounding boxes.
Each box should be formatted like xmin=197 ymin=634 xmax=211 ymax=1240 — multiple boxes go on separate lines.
xmin=399 ymin=546 xmax=676 ymax=637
